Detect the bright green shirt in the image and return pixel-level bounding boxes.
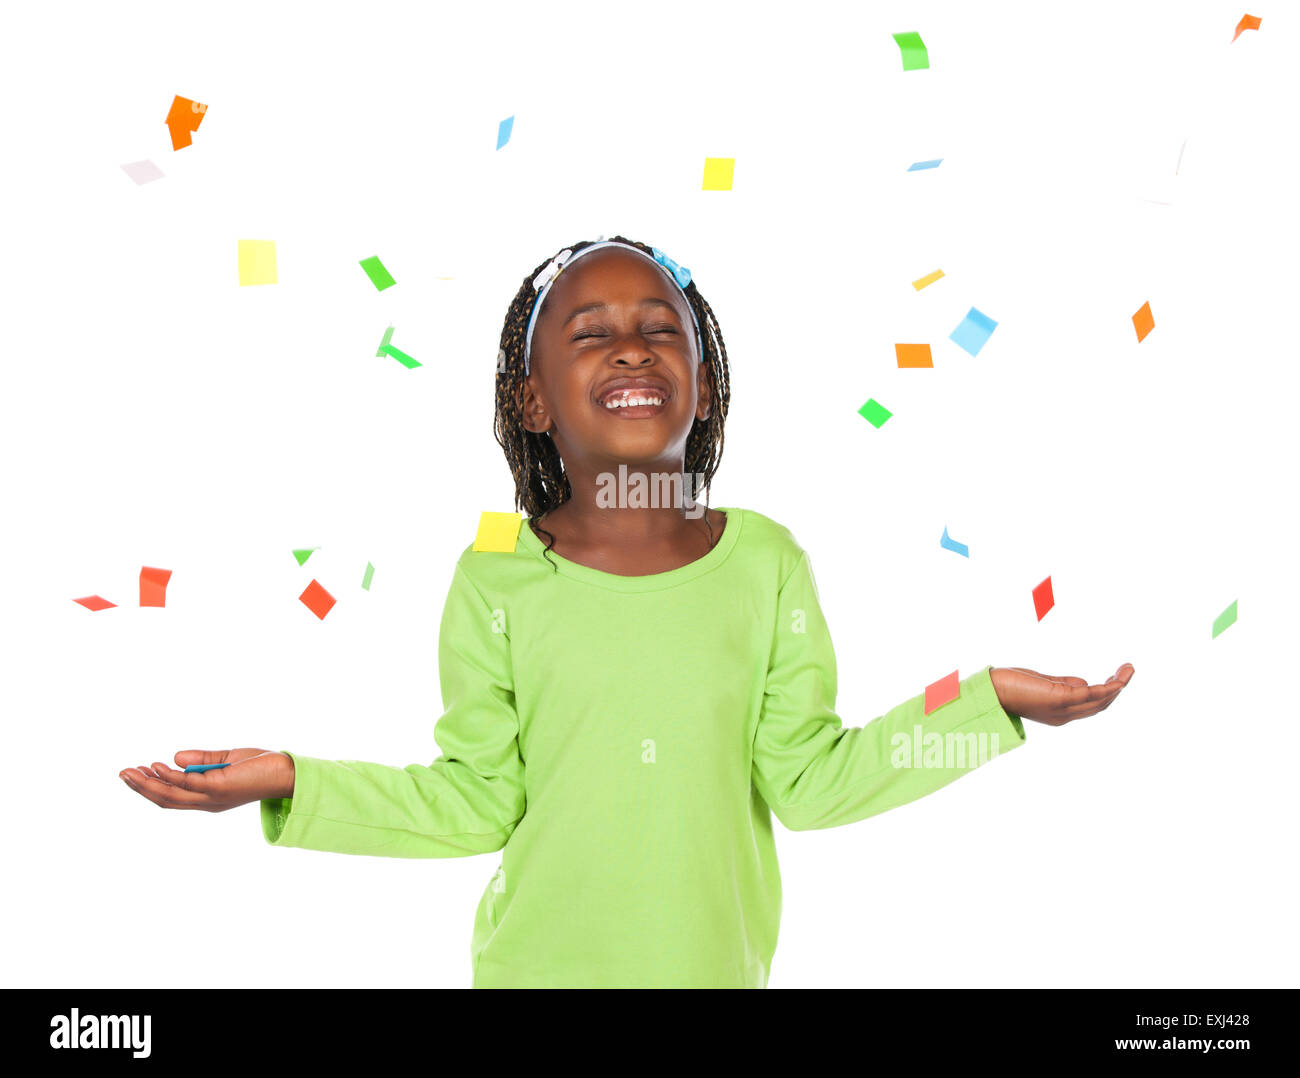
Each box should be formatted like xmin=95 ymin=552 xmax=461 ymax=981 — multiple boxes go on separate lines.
xmin=261 ymin=506 xmax=1026 ymax=988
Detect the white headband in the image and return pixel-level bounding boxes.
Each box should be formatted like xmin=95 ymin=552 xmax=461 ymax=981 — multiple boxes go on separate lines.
xmin=522 ymin=240 xmax=704 ymax=376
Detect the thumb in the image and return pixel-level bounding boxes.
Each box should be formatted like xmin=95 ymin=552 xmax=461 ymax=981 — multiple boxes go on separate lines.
xmin=174 ymin=749 xmax=229 ymax=766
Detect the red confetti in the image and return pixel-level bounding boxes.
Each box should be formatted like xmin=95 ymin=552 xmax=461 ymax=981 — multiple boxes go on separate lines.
xmin=73 ymin=595 xmax=116 ymax=612
xmin=1033 ymin=576 xmax=1055 ymax=621
xmin=299 ymin=579 xmax=336 ymax=620
xmin=140 ymin=566 xmax=173 ymax=607
xmin=924 ymin=670 xmax=960 ymax=715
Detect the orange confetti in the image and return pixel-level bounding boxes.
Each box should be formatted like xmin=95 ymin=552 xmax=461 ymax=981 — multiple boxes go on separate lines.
xmin=139 ymin=566 xmax=173 ymax=607
xmin=1132 ymin=301 xmax=1155 ymax=343
xmin=1232 ymin=14 xmax=1261 ymax=42
xmin=73 ymin=595 xmax=116 ymax=612
xmin=894 ymin=343 xmax=934 ymax=368
xmin=299 ymin=579 xmax=336 ymax=620
xmin=924 ymin=670 xmax=960 ymax=715
xmin=165 ymin=95 xmax=208 ymax=151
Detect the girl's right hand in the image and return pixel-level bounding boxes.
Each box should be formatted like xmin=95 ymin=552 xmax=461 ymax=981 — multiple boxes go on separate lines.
xmin=119 ymin=749 xmax=294 ymax=811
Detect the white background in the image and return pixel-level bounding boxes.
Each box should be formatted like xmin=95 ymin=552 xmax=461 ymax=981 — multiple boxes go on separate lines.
xmin=2 ymin=0 xmax=1296 ymax=989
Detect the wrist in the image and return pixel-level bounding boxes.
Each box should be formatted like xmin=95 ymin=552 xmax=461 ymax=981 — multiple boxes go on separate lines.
xmin=988 ymin=667 xmax=1014 ymax=714
xmin=275 ymin=752 xmax=296 ymax=799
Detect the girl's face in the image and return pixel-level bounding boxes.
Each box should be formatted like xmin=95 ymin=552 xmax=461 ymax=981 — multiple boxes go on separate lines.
xmin=522 ymin=247 xmax=712 ymax=471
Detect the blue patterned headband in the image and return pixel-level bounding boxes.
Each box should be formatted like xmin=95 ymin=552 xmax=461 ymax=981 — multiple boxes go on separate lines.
xmin=522 ymin=239 xmax=703 ymax=376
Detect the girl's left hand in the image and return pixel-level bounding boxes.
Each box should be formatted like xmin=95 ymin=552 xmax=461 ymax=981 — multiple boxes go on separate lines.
xmin=989 ymin=664 xmax=1135 ymax=726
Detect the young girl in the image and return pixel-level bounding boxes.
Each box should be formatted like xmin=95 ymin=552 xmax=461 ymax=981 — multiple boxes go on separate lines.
xmin=120 ymin=235 xmax=1135 ymax=989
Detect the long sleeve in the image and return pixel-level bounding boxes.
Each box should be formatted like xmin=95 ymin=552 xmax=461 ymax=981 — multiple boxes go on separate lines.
xmin=752 ymin=550 xmax=1025 ymax=832
xmin=259 ymin=562 xmax=526 ymax=857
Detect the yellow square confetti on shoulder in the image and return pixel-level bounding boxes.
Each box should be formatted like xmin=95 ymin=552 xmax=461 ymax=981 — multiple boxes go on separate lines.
xmin=238 ymin=239 xmax=278 ymax=286
xmin=473 ymin=511 xmax=523 ymax=552
xmin=702 ymin=157 xmax=734 ymax=191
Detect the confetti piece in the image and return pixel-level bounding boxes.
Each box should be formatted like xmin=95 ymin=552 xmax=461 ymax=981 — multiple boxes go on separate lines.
xmin=165 ymin=95 xmax=207 ymax=151
xmin=1032 ymin=576 xmax=1054 ymax=622
xmin=892 ymin=31 xmax=930 ymax=71
xmin=1132 ymin=301 xmax=1155 ymax=343
xmin=924 ymin=669 xmax=959 ymax=715
xmin=238 ymin=240 xmax=277 ymax=286
xmin=359 ymin=255 xmax=396 ymax=291
xmin=912 ymin=269 xmax=944 ymax=290
xmin=702 ymin=157 xmax=735 ymax=191
xmin=120 ymin=160 xmax=164 ymax=185
xmin=299 ymin=579 xmax=336 ymax=620
xmin=362 ymin=562 xmax=375 ymax=591
xmin=292 ymin=548 xmax=319 ymax=567
xmin=857 ymin=398 xmax=893 ymax=429
xmin=73 ymin=595 xmax=116 ymax=611
xmin=940 ymin=526 xmax=969 ymax=558
xmin=382 ymin=344 xmax=421 ymax=369
xmin=139 ymin=566 xmax=172 ymax=608
xmin=907 ymin=159 xmax=942 ymax=171
xmin=376 ymin=326 xmax=418 ymax=366
xmin=185 ymin=763 xmax=229 ymax=773
xmin=895 ymin=343 xmax=933 ymax=368
xmin=949 ymin=307 xmax=998 ymax=357
xmin=1232 ymin=14 xmax=1261 ymax=42
xmin=474 ymin=512 xmax=523 ymax=552
xmin=1212 ymin=600 xmax=1238 ymax=639
xmin=497 ymin=115 xmax=514 ymax=150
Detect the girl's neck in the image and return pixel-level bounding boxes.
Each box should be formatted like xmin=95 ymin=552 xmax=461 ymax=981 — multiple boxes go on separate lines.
xmin=532 ymin=500 xmax=726 ymax=577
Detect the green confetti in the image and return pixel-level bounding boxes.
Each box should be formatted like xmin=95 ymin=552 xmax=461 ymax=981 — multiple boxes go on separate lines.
xmin=892 ymin=31 xmax=930 ymax=71
xmin=383 ymin=344 xmax=421 ymax=369
xmin=292 ymin=547 xmax=319 ymax=566
xmin=1211 ymin=599 xmax=1237 ymax=639
xmin=359 ymin=255 xmax=396 ymax=291
xmin=377 ymin=325 xmax=395 ymax=357
xmin=857 ymin=398 xmax=893 ymax=428
xmin=362 ymin=562 xmax=375 ymax=591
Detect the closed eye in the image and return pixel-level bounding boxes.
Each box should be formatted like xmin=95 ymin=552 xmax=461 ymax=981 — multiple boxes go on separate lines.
xmin=573 ymin=327 xmax=678 ymax=340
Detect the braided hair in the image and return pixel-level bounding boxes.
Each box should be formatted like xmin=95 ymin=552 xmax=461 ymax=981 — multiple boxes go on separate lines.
xmin=492 ymin=235 xmax=731 ymax=570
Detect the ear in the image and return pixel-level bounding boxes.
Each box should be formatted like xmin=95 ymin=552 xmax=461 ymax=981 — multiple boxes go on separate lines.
xmin=695 ymin=360 xmax=712 ymax=422
xmin=520 ymin=376 xmax=555 ymax=435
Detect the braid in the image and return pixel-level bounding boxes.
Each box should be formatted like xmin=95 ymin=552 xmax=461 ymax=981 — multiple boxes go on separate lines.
xmin=493 ymin=235 xmax=731 ymax=572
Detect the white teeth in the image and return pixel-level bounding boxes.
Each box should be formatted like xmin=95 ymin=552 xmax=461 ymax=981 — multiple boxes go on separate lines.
xmin=604 ymin=394 xmax=664 ymax=408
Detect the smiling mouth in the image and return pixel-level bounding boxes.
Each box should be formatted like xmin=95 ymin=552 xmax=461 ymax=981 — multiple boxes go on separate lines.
xmin=598 ymin=389 xmax=669 ymax=416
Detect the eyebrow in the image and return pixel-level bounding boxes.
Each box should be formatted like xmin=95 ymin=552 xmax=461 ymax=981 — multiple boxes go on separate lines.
xmin=562 ymin=298 xmax=680 ymax=327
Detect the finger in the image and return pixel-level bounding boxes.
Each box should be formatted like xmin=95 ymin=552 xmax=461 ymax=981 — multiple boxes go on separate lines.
xmin=123 ymin=769 xmax=214 ymax=809
xmin=124 ymin=765 xmax=173 ymax=786
xmin=1066 ymin=683 xmax=1126 ymax=717
xmin=120 ymin=771 xmax=182 ymax=808
xmin=152 ymin=760 xmax=206 ymax=792
xmin=1007 ymin=668 xmax=1089 ymax=688
xmin=174 ymin=749 xmax=229 ymax=767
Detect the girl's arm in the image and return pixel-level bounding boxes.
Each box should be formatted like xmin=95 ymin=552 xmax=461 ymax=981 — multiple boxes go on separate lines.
xmin=122 ymin=560 xmax=527 ymax=859
xmin=262 ymin=561 xmax=526 ymax=858
xmin=752 ymin=551 xmax=1026 ymax=832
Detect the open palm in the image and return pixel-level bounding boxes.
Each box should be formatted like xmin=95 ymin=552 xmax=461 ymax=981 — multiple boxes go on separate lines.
xmin=990 ymin=664 xmax=1135 ymax=726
